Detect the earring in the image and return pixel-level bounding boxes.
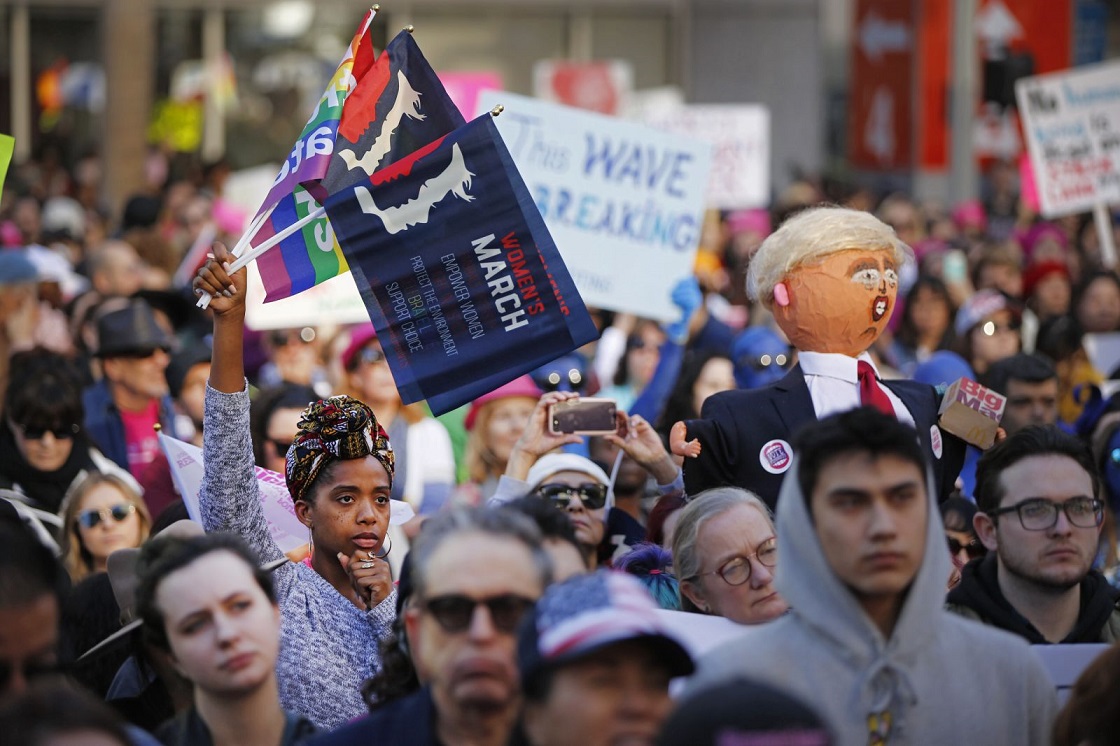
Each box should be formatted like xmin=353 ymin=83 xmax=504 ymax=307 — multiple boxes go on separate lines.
xmin=308 ymin=525 xmax=315 ymax=561
xmin=375 ymin=535 xmax=392 ymax=560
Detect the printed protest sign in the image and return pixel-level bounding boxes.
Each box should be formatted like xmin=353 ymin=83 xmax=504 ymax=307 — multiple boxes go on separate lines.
xmin=639 ymin=104 xmax=769 ymax=210
xmin=1016 ymin=60 xmax=1120 ymax=217
xmin=476 ymin=91 xmax=712 ymax=321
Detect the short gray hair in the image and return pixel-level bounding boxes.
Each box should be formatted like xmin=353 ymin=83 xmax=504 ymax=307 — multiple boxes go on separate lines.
xmin=408 ymin=506 xmax=552 ymax=599
xmin=747 ymin=205 xmax=910 ymax=308
xmin=672 ymin=488 xmax=773 ymax=612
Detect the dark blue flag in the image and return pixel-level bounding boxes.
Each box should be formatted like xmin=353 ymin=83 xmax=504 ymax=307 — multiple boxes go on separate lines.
xmin=315 ymin=29 xmax=466 ymax=202
xmin=324 ymin=114 xmax=599 ymax=415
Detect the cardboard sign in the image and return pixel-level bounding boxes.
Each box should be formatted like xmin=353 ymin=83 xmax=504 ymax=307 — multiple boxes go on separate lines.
xmin=476 ymin=91 xmax=712 ymax=320
xmin=1015 ymin=60 xmax=1120 ymax=217
xmin=938 ymin=377 xmax=1006 ymax=449
xmin=640 ymin=105 xmax=770 ymax=209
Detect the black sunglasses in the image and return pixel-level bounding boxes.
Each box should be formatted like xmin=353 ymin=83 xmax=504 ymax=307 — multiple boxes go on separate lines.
xmin=113 ymin=346 xmax=171 ymax=360
xmin=268 ymin=438 xmax=293 ymax=458
xmin=421 ymin=593 xmax=536 ymax=634
xmin=12 ymin=422 xmax=80 ymax=441
xmin=0 ymin=657 xmax=64 ymax=690
xmin=76 ymin=503 xmax=136 ymax=530
xmin=947 ymin=536 xmax=984 ymax=560
xmin=534 ymin=482 xmax=609 ymax=511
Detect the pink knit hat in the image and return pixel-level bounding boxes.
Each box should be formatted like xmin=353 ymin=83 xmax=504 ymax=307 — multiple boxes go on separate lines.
xmin=464 ymin=375 xmax=542 ymax=431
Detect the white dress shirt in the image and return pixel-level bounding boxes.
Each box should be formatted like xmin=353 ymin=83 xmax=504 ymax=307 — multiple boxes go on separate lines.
xmin=798 ymin=350 xmax=916 ymax=428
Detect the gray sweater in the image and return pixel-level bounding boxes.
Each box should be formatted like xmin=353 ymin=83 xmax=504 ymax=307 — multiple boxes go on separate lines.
xmin=201 ymin=383 xmax=396 ymax=730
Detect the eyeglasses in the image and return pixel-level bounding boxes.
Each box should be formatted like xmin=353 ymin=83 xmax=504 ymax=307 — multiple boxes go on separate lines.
xmin=691 ymin=537 xmax=778 ymax=586
xmin=947 ymin=535 xmax=984 ymax=560
xmin=421 ymin=593 xmax=536 ymax=634
xmin=535 ymin=482 xmax=609 ymax=511
xmin=356 ymin=347 xmax=387 ymax=367
xmin=76 ymin=503 xmax=136 ymax=530
xmin=12 ymin=421 xmax=79 ymax=441
xmin=986 ymin=497 xmax=1104 ymax=531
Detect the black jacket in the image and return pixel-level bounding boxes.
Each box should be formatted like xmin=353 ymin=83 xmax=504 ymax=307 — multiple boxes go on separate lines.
xmin=682 ymin=364 xmax=966 ymax=508
xmin=946 ymin=553 xmax=1120 ymax=644
xmin=307 ymin=687 xmax=442 ymax=746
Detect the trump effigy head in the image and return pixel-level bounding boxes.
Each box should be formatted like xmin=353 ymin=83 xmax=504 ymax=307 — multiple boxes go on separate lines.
xmin=747 ymin=205 xmax=910 ymax=358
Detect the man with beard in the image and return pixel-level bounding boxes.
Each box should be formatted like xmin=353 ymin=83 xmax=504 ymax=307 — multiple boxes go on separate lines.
xmin=947 ymin=426 xmax=1120 ymax=642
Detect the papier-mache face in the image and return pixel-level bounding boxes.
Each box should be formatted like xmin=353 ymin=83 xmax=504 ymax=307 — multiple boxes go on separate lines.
xmin=772 ymin=248 xmax=899 ymax=357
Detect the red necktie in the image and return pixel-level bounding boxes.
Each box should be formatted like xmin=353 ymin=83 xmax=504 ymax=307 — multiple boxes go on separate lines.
xmin=858 ymin=361 xmax=896 ymax=417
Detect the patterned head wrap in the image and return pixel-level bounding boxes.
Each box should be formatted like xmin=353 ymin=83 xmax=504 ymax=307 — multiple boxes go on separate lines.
xmin=284 ymin=395 xmax=395 ymax=502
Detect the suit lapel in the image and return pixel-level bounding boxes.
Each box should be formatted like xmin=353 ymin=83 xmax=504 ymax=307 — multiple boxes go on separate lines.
xmin=771 ymin=365 xmax=817 ymax=437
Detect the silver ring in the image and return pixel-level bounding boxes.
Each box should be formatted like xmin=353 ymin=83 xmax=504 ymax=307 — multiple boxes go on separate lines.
xmin=361 ymin=561 xmax=374 ymax=569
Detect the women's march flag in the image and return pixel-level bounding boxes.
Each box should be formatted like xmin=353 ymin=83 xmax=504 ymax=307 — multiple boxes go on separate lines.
xmin=324 ymin=114 xmax=598 ymax=415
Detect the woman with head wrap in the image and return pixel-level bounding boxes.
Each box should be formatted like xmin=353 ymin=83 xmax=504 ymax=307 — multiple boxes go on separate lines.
xmin=193 ymin=244 xmax=397 ymax=730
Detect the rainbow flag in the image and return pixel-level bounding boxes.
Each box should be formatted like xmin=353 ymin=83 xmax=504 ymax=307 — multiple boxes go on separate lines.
xmin=253 ymin=26 xmax=464 ymax=302
xmin=244 ymin=9 xmax=373 ymax=302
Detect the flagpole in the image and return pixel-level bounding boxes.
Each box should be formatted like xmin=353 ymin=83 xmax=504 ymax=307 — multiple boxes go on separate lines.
xmin=196 ymin=201 xmax=277 ymax=309
xmin=195 ymin=205 xmax=328 ymax=308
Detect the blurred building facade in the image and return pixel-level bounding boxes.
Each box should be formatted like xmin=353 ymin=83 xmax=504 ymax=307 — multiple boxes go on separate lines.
xmin=1 ymin=0 xmax=1117 ymax=214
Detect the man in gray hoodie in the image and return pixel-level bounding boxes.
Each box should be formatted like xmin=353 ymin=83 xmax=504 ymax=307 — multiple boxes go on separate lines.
xmin=687 ymin=407 xmax=1057 ymax=744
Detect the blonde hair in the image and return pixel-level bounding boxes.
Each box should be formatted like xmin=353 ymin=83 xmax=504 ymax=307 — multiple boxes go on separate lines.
xmin=747 ymin=205 xmax=910 ymax=308
xmin=61 ymin=472 xmax=151 ymax=582
xmin=672 ymin=487 xmax=773 ymax=613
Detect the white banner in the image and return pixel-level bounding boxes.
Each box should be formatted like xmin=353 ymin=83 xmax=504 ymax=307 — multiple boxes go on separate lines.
xmin=476 ymin=91 xmax=712 ymax=321
xmin=1016 ymin=60 xmax=1120 ymax=217
xmin=243 ymin=261 xmax=369 ymax=331
xmin=639 ymin=105 xmax=770 ymax=210
xmin=159 ymin=433 xmax=413 ymax=554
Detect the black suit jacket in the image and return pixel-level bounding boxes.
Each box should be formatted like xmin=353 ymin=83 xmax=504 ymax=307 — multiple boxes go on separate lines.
xmin=682 ymin=365 xmax=966 ymax=510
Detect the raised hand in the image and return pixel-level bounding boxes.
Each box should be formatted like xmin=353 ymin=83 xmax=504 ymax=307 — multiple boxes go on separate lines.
xmin=505 ymin=391 xmax=584 ymax=480
xmin=192 ymin=241 xmax=246 ymax=318
xmin=338 ymin=549 xmax=393 ymax=610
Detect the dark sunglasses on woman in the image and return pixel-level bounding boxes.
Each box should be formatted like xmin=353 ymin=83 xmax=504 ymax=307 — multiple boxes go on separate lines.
xmin=76 ymin=503 xmax=136 ymax=530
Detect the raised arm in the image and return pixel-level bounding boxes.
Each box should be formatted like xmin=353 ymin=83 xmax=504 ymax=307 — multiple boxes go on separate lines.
xmin=193 ymin=243 xmax=285 ymax=566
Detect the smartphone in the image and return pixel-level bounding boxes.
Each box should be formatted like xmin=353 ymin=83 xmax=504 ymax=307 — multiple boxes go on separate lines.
xmin=549 ymin=398 xmax=618 ymax=435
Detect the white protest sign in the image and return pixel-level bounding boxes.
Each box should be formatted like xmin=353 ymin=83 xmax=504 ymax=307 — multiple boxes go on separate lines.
xmin=476 ymin=91 xmax=712 ymax=321
xmin=1015 ymin=60 xmax=1120 ymax=217
xmin=159 ymin=433 xmax=413 ymax=554
xmin=640 ymin=105 xmax=770 ymax=209
xmin=243 ymin=261 xmax=370 ymax=331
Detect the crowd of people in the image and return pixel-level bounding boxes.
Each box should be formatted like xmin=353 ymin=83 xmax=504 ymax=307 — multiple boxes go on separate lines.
xmin=2 ymin=146 xmax=1120 ymax=745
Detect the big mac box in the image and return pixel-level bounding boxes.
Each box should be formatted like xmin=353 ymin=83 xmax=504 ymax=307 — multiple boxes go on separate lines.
xmin=937 ymin=377 xmax=1006 ymax=450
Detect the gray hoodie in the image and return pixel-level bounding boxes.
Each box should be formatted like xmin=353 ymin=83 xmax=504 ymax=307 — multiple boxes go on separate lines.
xmin=687 ymin=458 xmax=1057 ymax=745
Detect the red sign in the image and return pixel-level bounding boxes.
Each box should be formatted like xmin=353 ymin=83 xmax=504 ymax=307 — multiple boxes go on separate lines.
xmin=848 ymin=0 xmax=914 ymax=169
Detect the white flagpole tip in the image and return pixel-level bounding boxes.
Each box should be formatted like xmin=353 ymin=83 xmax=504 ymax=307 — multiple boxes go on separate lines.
xmin=490 ymin=104 xmax=505 ymax=117
xmin=372 ymin=4 xmax=380 ymax=11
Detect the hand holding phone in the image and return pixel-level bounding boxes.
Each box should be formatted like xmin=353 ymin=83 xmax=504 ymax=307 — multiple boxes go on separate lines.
xmin=548 ymin=398 xmax=618 ymax=435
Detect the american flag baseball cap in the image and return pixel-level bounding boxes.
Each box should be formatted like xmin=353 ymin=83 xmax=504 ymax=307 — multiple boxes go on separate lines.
xmin=518 ymin=570 xmax=694 ymax=686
